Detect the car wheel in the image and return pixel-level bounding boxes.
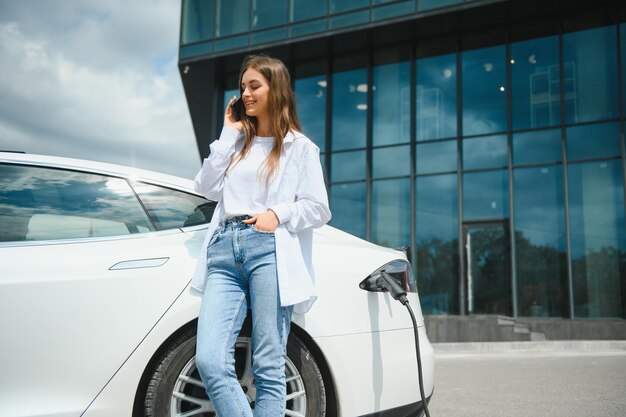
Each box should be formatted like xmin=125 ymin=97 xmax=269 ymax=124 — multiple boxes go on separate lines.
xmin=143 ymin=327 xmax=326 ymax=417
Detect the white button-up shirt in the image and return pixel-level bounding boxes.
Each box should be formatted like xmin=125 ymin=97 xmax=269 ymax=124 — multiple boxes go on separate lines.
xmin=191 ymin=126 xmax=331 ymax=314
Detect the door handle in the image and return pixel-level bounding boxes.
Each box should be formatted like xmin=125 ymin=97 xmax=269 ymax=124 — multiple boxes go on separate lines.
xmin=109 ymin=257 xmax=169 ymax=271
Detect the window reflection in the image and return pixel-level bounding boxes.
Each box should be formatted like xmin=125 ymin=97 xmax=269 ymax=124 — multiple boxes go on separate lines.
xmin=332 ymin=68 xmax=367 ymax=150
xmin=372 ymin=179 xmax=410 ymax=248
xmin=566 ymin=122 xmax=621 ymax=161
xmin=0 ymin=165 xmax=153 ymax=242
xmin=295 ymin=75 xmax=327 ymax=152
xmin=463 ymin=135 xmax=507 ymax=170
xmin=331 ymin=150 xmax=366 ymax=182
xmin=331 ymin=0 xmax=369 ymax=13
xmin=132 ymin=182 xmax=215 ymax=230
xmin=416 ymin=174 xmax=459 ymax=314
xmin=223 ymin=88 xmax=239 ymax=114
xmin=462 ymin=46 xmax=507 ymax=136
xmin=563 ymin=25 xmax=619 ymax=123
xmin=330 ymin=182 xmax=366 ymax=239
xmin=372 ymin=145 xmax=410 ymax=178
xmin=513 ymin=128 xmax=561 ymax=165
xmin=252 ymin=0 xmax=288 ymax=30
xmin=416 ymin=140 xmax=457 ymax=174
xmin=568 ymin=160 xmax=626 ymax=318
xmin=181 ymin=0 xmax=214 ymax=44
xmin=291 ymin=0 xmax=327 ymax=21
xmin=511 ymin=35 xmax=561 ymax=130
xmin=514 ymin=165 xmax=568 ymax=317
xmin=416 ymin=53 xmax=457 ymax=141
xmin=622 ymin=24 xmax=626 ymax=117
xmin=373 ymin=61 xmax=410 ymax=146
xmin=463 ymin=170 xmax=509 ymax=220
xmin=217 ymin=0 xmax=250 ymax=36
xmin=418 ymin=0 xmax=464 ymax=11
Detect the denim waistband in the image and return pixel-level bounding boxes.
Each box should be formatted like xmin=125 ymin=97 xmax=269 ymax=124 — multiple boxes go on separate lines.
xmin=216 ymin=215 xmax=253 ymax=232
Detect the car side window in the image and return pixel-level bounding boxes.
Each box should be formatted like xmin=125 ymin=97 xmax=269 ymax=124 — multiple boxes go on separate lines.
xmin=0 ymin=164 xmax=154 ymax=242
xmin=131 ymin=181 xmax=215 ymax=230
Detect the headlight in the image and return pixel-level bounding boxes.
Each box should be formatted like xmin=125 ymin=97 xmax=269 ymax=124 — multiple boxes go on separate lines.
xmin=359 ymin=259 xmax=416 ymax=294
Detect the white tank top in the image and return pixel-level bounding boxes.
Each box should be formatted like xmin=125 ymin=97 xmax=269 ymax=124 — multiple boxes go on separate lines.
xmin=222 ymin=136 xmax=275 ymax=220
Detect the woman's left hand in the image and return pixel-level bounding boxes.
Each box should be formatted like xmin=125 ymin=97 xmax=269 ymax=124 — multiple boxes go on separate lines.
xmin=243 ymin=210 xmax=279 ymax=232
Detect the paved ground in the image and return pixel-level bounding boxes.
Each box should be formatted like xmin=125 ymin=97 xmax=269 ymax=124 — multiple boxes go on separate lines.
xmin=425 ymin=342 xmax=626 ymax=417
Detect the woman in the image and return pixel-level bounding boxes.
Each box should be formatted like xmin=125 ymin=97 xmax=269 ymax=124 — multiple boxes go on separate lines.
xmin=190 ymin=54 xmax=331 ymax=417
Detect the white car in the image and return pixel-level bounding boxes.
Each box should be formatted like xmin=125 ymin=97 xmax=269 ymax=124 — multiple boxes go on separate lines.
xmin=0 ymin=151 xmax=434 ymax=417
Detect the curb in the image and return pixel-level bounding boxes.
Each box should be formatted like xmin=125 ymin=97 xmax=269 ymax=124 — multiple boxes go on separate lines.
xmin=432 ymin=340 xmax=626 ymax=353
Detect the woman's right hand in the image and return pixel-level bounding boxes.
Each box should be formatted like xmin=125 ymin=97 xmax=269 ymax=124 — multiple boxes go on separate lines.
xmin=225 ymin=95 xmax=243 ymax=132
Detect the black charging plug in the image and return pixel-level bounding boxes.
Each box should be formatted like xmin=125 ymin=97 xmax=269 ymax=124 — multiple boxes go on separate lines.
xmin=380 ymin=271 xmax=408 ymax=305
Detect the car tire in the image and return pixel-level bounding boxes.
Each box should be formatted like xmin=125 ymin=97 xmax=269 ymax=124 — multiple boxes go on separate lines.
xmin=143 ymin=326 xmax=327 ymax=417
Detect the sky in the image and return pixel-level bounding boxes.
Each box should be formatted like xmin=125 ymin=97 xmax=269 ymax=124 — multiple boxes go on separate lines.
xmin=0 ymin=0 xmax=201 ymax=179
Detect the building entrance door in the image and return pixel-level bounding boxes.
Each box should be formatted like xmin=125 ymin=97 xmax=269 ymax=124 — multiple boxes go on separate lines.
xmin=463 ymin=221 xmax=512 ymax=315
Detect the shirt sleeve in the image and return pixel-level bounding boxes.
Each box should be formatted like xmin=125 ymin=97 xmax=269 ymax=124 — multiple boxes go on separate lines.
xmin=270 ymin=143 xmax=331 ymax=233
xmin=193 ymin=126 xmax=242 ymax=202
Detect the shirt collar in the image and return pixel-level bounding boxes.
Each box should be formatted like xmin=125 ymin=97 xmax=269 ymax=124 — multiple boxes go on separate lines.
xmin=284 ymin=130 xmax=304 ymax=143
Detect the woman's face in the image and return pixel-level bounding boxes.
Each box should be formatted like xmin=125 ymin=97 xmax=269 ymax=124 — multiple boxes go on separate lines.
xmin=241 ymin=68 xmax=270 ymax=121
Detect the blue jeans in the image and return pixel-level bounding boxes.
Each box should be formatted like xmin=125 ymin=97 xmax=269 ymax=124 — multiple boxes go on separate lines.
xmin=196 ymin=217 xmax=293 ymax=417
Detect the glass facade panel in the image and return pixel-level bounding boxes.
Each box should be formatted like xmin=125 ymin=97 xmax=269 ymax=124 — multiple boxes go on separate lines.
xmin=186 ymin=5 xmax=626 ymax=320
xmin=372 ymin=178 xmax=410 ymax=248
xmin=252 ymin=0 xmax=288 ymax=30
xmin=330 ymin=182 xmax=366 ymax=239
xmin=223 ymin=89 xmax=239 ymax=113
xmin=373 ymin=61 xmax=410 ymax=146
xmin=290 ymin=19 xmax=327 ymax=37
xmin=563 ymin=25 xmax=619 ymax=124
xmin=464 ymin=222 xmax=511 ymax=315
xmin=622 ymin=24 xmax=626 ymax=116
xmin=514 ymin=165 xmax=568 ymax=317
xmin=217 ymin=0 xmax=250 ymax=36
xmin=463 ymin=169 xmax=509 ymax=220
xmin=181 ymin=0 xmax=214 ymax=44
xmin=180 ymin=42 xmax=214 ymax=59
xmin=215 ymin=34 xmax=248 ymax=52
xmin=295 ymin=75 xmax=327 ymax=152
xmin=331 ymin=0 xmax=369 ymax=13
xmin=416 ymin=174 xmax=459 ymax=314
xmin=329 ymin=9 xmax=370 ymax=29
xmin=372 ymin=1 xmax=415 ymax=21
xmin=511 ymin=35 xmax=561 ymax=130
xmin=416 ymin=53 xmax=457 ymax=141
xmin=416 ymin=139 xmax=457 ymax=174
xmin=566 ymin=122 xmax=621 ymax=161
xmin=372 ymin=145 xmax=410 ymax=178
xmin=463 ymin=135 xmax=508 ymax=170
xmin=513 ymin=128 xmax=562 ymax=166
xmin=251 ymin=27 xmax=288 ymax=45
xmin=418 ymin=0 xmax=463 ymax=11
xmin=291 ymin=0 xmax=328 ymax=21
xmin=568 ymin=160 xmax=626 ymax=318
xmin=462 ymin=45 xmax=507 ymax=136
xmin=332 ymin=68 xmax=367 ymax=150
xmin=331 ymin=150 xmax=366 ymax=182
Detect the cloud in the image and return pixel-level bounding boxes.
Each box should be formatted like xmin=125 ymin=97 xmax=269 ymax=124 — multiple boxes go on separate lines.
xmin=0 ymin=0 xmax=200 ymax=179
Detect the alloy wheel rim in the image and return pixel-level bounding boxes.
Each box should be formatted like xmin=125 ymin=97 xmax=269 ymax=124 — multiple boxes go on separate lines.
xmin=170 ymin=337 xmax=307 ymax=416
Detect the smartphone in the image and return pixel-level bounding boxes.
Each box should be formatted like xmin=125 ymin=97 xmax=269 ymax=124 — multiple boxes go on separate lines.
xmin=231 ymin=97 xmax=244 ymax=121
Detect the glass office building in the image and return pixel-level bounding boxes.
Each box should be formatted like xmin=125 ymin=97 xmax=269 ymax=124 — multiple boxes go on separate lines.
xmin=179 ymin=0 xmax=626 ymax=319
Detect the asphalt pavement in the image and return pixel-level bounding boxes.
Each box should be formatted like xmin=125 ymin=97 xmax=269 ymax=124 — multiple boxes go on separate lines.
xmin=426 ymin=341 xmax=626 ymax=417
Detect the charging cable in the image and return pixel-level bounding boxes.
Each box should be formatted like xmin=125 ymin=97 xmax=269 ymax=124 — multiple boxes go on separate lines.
xmin=380 ymin=272 xmax=432 ymax=417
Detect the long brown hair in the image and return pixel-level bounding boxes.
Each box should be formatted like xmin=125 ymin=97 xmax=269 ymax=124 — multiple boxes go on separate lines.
xmin=229 ymin=54 xmax=301 ymax=184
